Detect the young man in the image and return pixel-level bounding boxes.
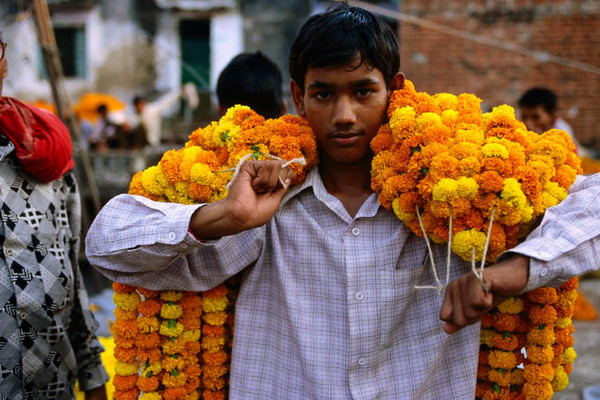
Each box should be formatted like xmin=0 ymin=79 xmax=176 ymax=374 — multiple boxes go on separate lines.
xmin=216 ymin=51 xmax=287 ymax=118
xmin=86 ymin=4 xmax=600 ymax=398
xmin=517 ymin=87 xmax=587 ymax=155
xmin=0 ymin=36 xmax=109 ymax=399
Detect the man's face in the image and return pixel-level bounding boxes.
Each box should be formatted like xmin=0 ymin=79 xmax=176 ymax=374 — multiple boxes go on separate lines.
xmin=291 ymin=60 xmax=400 ymax=165
xmin=519 ymin=105 xmax=556 ymax=134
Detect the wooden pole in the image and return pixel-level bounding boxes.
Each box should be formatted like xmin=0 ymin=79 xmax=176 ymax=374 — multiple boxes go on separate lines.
xmin=32 ymin=0 xmax=103 ymax=214
xmin=32 ymin=0 xmax=107 ymax=293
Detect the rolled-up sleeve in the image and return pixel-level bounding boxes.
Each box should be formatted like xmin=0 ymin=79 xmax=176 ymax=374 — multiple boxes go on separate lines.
xmin=507 ymin=173 xmax=600 ymax=292
xmin=85 ymin=194 xmax=263 ymax=291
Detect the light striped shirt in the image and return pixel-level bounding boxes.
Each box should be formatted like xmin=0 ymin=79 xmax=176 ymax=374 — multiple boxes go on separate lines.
xmin=86 ymin=169 xmax=600 ymax=399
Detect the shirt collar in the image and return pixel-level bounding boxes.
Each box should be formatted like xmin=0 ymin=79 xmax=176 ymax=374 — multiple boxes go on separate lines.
xmin=280 ymin=167 xmax=382 ymax=222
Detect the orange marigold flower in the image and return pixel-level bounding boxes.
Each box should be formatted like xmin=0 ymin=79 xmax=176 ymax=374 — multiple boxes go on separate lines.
xmin=202 ymin=324 xmax=227 ymax=338
xmin=113 ymin=388 xmax=140 ymax=400
xmin=559 ymin=277 xmax=579 ymax=291
xmin=528 ymin=304 xmax=557 ymax=326
xmin=371 ymin=125 xmax=394 ymax=154
xmin=136 ymin=375 xmax=160 ymax=392
xmin=493 ymin=313 xmax=521 ymax=332
xmin=527 ymin=287 xmax=558 ymax=305
xmin=523 ymin=363 xmax=554 ymax=385
xmin=136 ymin=348 xmax=162 ymax=364
xmin=202 ymin=377 xmax=226 ymax=391
xmin=138 ymin=299 xmax=161 ymax=317
xmin=555 ymin=328 xmax=574 ymax=348
xmin=488 ymin=368 xmax=512 ymax=387
xmin=113 ymin=282 xmax=137 ymax=294
xmin=163 ymin=387 xmax=188 ymax=400
xmin=526 ymin=325 xmax=556 ymax=347
xmin=202 ymin=389 xmax=226 ymax=400
xmin=203 ymin=350 xmax=228 ymax=366
xmin=135 ymin=332 xmax=160 ymax=349
xmin=113 ymin=320 xmax=138 ymax=339
xmin=114 ymin=307 xmax=138 ymax=321
xmin=114 ymin=346 xmax=137 ymax=363
xmin=522 ymin=382 xmax=553 ymax=400
xmin=488 ymin=350 xmax=517 ymax=370
xmin=113 ymin=374 xmax=138 ymax=390
xmin=525 ymin=345 xmax=554 ymax=364
xmin=492 ymin=332 xmax=519 ymax=351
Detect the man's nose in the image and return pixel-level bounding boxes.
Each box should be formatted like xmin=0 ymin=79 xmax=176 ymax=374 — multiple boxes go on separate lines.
xmin=332 ymin=95 xmax=357 ymax=126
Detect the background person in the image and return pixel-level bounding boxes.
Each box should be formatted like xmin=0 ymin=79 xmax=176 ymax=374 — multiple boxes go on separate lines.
xmin=216 ymin=51 xmax=287 ymax=118
xmin=0 ymin=34 xmax=108 ymax=399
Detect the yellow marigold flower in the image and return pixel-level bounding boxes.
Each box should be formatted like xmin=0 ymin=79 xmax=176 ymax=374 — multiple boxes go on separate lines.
xmin=485 ymin=104 xmax=517 ymax=129
xmin=161 ymin=303 xmax=183 ymax=320
xmin=440 ymin=109 xmax=458 ymax=127
xmin=432 ymin=178 xmax=458 ymax=202
xmin=501 ymin=178 xmax=527 ymax=210
xmin=480 ymin=328 xmax=495 ymax=347
xmin=496 ymin=297 xmax=524 ymax=314
xmin=162 ymin=337 xmax=186 ymax=354
xmin=201 ymin=336 xmax=227 ymax=353
xmin=137 ymin=316 xmax=160 ymax=333
xmin=114 ymin=360 xmax=140 ymax=376
xmin=392 ymin=197 xmax=416 ymax=223
xmin=113 ymin=292 xmax=141 ymax=311
xmin=451 ymin=229 xmax=487 ymax=261
xmin=141 ymin=166 xmax=168 ymax=197
xmin=552 ymin=365 xmax=569 ymax=392
xmin=202 ymin=311 xmax=228 ymax=326
xmin=456 ymin=176 xmax=478 ymax=199
xmin=159 ymin=321 xmax=184 ymax=337
xmin=542 ymin=181 xmax=568 ymax=209
xmin=389 ymin=106 xmax=416 ymax=138
xmin=161 ymin=291 xmax=184 ymax=302
xmin=531 ymin=138 xmax=567 ymax=167
xmin=562 ymin=346 xmax=577 ymax=364
xmin=481 ymin=142 xmax=509 ymax=159
xmin=455 ymin=123 xmax=485 ymax=144
xmin=555 ymin=316 xmax=572 ymax=330
xmin=140 ymin=393 xmax=163 ymax=400
xmin=203 ymin=365 xmax=229 ymax=380
xmin=202 ymin=296 xmax=229 ymax=313
xmin=162 ymin=356 xmax=186 ymax=372
xmin=182 ymin=329 xmax=202 ymax=342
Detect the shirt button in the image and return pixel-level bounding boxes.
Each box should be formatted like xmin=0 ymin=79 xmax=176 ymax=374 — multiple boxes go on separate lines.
xmin=19 ymin=311 xmax=27 ymax=319
xmin=358 ymin=358 xmax=366 ymax=366
xmin=540 ymin=268 xmax=548 ymax=277
xmin=4 ymin=248 xmax=13 ymax=257
xmin=179 ymin=243 xmax=188 ymax=249
xmin=168 ymin=232 xmax=176 ymax=241
xmin=351 ymin=227 xmax=360 ymax=236
xmin=539 ymin=250 xmax=550 ymax=258
xmin=355 ymin=291 xmax=364 ymax=301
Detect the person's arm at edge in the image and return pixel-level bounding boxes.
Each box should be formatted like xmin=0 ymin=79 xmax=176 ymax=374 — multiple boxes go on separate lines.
xmin=440 ymin=173 xmax=600 ymax=334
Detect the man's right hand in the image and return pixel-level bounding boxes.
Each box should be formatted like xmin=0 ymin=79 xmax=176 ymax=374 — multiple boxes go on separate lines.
xmin=189 ymin=160 xmax=294 ymax=240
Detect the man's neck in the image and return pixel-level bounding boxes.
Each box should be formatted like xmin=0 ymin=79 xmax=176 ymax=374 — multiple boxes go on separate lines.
xmin=319 ymin=157 xmax=373 ymax=217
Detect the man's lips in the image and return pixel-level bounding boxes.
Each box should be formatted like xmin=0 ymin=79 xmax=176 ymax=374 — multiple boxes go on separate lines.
xmin=329 ymin=131 xmax=363 ymax=146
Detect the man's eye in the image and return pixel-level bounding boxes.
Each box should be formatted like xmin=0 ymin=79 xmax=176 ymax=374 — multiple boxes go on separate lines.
xmin=357 ymin=88 xmax=373 ymax=97
xmin=316 ymin=91 xmax=330 ymax=100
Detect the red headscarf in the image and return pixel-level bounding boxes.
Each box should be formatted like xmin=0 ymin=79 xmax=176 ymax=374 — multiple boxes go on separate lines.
xmin=0 ymin=96 xmax=74 ymax=182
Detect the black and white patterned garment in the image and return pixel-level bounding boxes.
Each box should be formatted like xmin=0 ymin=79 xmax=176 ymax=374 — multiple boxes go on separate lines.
xmin=0 ymin=134 xmax=108 ymax=399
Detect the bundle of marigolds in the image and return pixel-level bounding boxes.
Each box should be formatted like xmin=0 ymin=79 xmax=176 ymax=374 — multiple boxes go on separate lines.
xmin=112 ymin=105 xmax=317 ymax=400
xmin=371 ymin=80 xmax=582 ymax=399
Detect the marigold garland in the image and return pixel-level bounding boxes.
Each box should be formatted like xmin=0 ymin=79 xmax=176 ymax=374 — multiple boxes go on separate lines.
xmin=114 ymin=90 xmax=583 ymax=398
xmin=381 ymin=82 xmax=582 ymax=400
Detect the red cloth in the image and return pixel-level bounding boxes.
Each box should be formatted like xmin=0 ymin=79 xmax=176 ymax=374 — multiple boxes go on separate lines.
xmin=0 ymin=97 xmax=74 ymax=183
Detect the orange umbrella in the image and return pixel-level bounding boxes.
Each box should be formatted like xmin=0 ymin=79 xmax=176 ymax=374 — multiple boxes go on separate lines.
xmin=72 ymin=92 xmax=126 ymax=123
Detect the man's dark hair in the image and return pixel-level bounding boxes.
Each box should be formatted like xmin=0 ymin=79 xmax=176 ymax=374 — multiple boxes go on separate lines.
xmin=289 ymin=2 xmax=400 ymax=91
xmin=518 ymin=87 xmax=558 ymax=113
xmin=133 ymin=96 xmax=144 ymax=107
xmin=216 ymin=51 xmax=284 ymax=119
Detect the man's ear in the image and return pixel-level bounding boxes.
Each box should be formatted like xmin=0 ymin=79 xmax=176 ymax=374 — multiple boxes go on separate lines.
xmin=390 ymin=73 xmax=405 ymax=91
xmin=290 ymin=80 xmax=306 ymax=117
